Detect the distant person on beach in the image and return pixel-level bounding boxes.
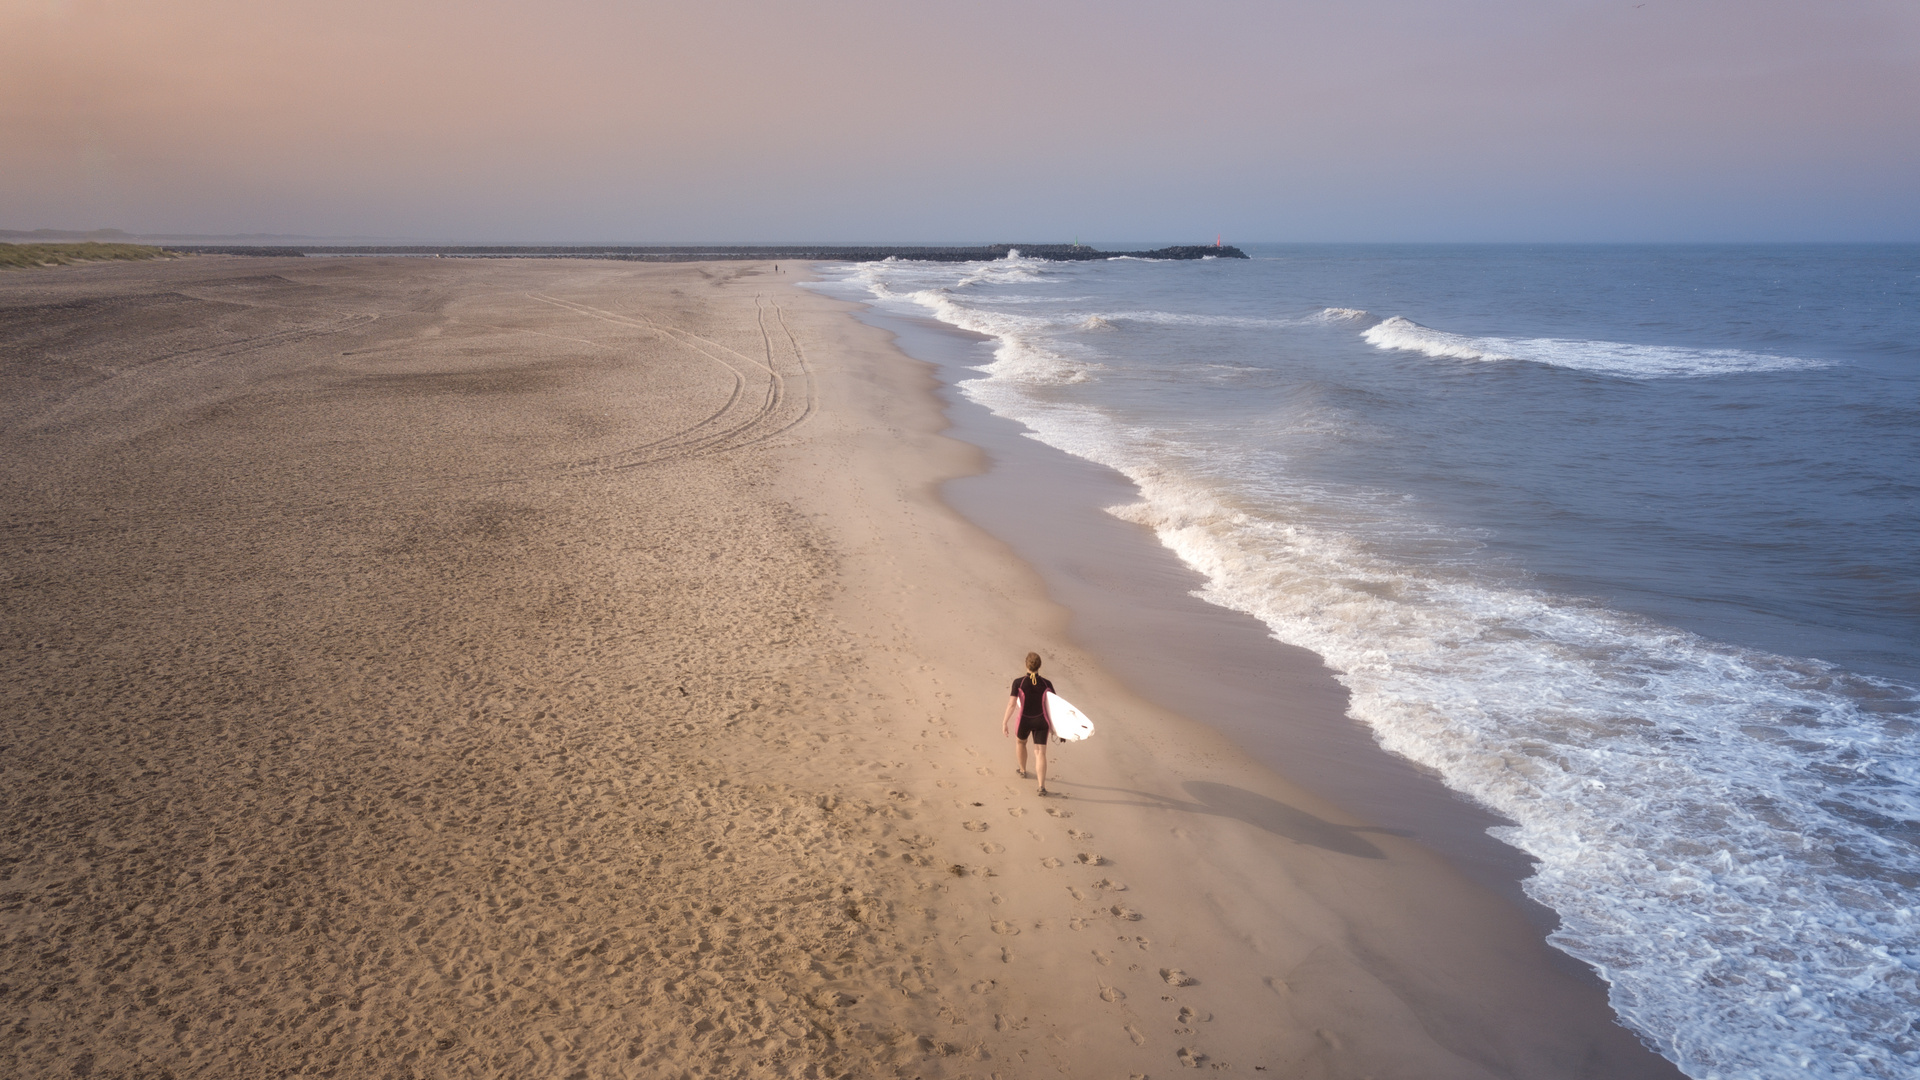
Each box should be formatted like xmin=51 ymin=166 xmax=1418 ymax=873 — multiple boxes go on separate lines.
xmin=1001 ymin=651 xmax=1054 ymax=795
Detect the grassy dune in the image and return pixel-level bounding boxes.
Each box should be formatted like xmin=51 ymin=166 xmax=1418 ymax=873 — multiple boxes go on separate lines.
xmin=0 ymin=242 xmax=178 ymax=269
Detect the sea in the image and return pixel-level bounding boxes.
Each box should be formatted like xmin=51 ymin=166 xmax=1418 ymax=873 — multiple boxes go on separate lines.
xmin=808 ymin=244 xmax=1920 ymax=1080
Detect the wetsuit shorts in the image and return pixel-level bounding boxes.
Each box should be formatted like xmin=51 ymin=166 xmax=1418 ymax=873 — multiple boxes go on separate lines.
xmin=1012 ymin=675 xmax=1054 ymax=744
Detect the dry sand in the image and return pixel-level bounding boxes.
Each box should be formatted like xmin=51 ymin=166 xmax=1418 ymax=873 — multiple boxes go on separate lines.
xmin=0 ymin=256 xmax=1678 ymax=1078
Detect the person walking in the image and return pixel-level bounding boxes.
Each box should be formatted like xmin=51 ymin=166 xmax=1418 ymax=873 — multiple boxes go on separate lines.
xmin=1000 ymin=652 xmax=1055 ymax=796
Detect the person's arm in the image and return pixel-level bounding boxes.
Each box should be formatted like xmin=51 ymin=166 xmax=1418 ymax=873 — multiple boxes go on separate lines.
xmin=1001 ymin=694 xmax=1020 ymax=737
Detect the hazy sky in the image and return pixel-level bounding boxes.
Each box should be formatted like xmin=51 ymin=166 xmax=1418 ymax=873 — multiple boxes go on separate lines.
xmin=5 ymin=0 xmax=1917 ymax=242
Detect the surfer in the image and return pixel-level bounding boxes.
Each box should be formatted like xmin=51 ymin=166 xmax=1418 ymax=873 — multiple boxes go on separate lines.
xmin=1000 ymin=652 xmax=1054 ymax=796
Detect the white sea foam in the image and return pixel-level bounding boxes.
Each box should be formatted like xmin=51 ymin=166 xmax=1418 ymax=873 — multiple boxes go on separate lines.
xmin=1006 ymin=401 xmax=1920 ymax=1080
xmin=954 ymin=249 xmax=1049 ymax=287
xmin=1363 ymin=315 xmax=1828 ymax=378
xmin=1097 ymin=310 xmax=1303 ymax=329
xmin=821 ymin=258 xmax=1920 ymax=1079
xmin=1103 ymin=479 xmax=1920 ymax=1080
xmin=837 ymin=258 xmax=1099 ymax=385
xmin=1363 ymin=316 xmax=1513 ymax=361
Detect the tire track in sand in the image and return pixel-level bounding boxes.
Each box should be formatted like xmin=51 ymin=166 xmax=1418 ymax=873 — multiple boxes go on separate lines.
xmin=525 ymin=291 xmax=814 ymax=472
xmin=0 ymin=289 xmax=820 ymax=543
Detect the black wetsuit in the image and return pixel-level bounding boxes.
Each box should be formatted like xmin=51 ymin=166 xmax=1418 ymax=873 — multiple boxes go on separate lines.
xmin=1011 ymin=675 xmax=1055 ymax=744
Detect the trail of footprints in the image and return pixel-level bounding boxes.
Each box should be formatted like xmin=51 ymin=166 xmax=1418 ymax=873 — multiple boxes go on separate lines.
xmin=883 ymin=667 xmax=1232 ymax=1072
xmin=897 ymin=714 xmax=1233 ymax=1076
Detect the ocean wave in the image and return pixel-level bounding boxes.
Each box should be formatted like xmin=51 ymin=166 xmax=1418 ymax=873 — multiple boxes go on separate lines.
xmin=1065 ymin=306 xmax=1376 ymax=331
xmin=902 ymin=290 xmax=1097 ymax=385
xmin=1363 ymin=315 xmax=1827 ymax=377
xmin=955 ymin=249 xmax=1049 ymax=287
xmin=1117 ymin=484 xmax=1920 ymax=1080
xmin=1095 ymin=310 xmax=1302 ymax=329
xmin=976 ymin=388 xmax=1920 ymax=1079
xmin=816 ymin=255 xmax=1920 ymax=1077
xmin=1362 ymin=316 xmax=1514 ymax=361
xmin=837 ymin=267 xmax=1096 ymax=385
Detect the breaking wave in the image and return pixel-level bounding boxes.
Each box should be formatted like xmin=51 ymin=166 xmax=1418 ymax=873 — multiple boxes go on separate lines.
xmin=1362 ymin=315 xmax=1827 ymax=378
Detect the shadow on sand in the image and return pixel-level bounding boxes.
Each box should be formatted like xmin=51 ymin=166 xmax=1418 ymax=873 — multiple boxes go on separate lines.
xmin=1063 ymin=780 xmax=1408 ymax=859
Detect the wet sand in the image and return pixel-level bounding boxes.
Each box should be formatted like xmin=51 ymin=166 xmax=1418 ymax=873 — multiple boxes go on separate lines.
xmin=863 ymin=310 xmax=1556 ymax=925
xmin=0 ymin=256 xmax=1679 ymax=1078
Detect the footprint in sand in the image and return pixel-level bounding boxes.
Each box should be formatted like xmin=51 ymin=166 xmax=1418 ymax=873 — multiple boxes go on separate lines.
xmin=1046 ymin=807 xmax=1071 ymax=818
xmin=1068 ymin=828 xmax=1093 ymax=840
xmin=1075 ymin=852 xmax=1105 ymax=865
xmin=1069 ymin=917 xmax=1094 ymax=930
xmin=990 ymin=892 xmax=1006 ymax=905
xmin=1125 ymin=1024 xmax=1148 ymax=1046
xmin=1128 ymin=935 xmax=1152 ymax=950
xmin=1161 ymin=967 xmax=1196 ymax=986
xmin=970 ymin=980 xmax=996 ymax=994
xmin=936 ymin=780 xmax=956 ymax=789
xmin=1093 ymin=878 xmax=1126 ymax=891
xmin=1178 ymin=1006 xmax=1211 ymax=1024
xmin=991 ymin=920 xmax=1020 ymax=936
xmin=1110 ymin=904 xmax=1142 ymax=921
xmin=1067 ymin=886 xmax=1089 ymax=900
xmin=1092 ymin=948 xmax=1113 ymax=966
xmin=964 ymin=821 xmax=988 ymax=832
xmin=981 ymin=842 xmax=1005 ymax=854
xmin=1177 ymin=1047 xmax=1206 ymax=1068
xmin=1100 ymin=984 xmax=1126 ymax=1003
xmin=1007 ymin=807 xmax=1027 ymax=817
xmin=1039 ymin=857 xmax=1063 ymax=869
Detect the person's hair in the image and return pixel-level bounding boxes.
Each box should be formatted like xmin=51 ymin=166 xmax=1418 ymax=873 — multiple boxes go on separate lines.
xmin=1025 ymin=652 xmax=1042 ymax=684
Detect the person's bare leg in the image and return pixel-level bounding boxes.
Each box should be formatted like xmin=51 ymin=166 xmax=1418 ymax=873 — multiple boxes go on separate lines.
xmin=1034 ymin=744 xmax=1048 ymax=794
xmin=1016 ymin=738 xmax=1028 ymax=778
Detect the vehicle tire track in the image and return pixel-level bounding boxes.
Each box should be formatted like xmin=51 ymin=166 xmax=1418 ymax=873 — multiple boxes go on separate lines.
xmin=525 ymin=292 xmax=810 ymax=472
xmin=1 ymin=283 xmax=825 ymax=545
xmin=527 ymin=293 xmax=772 ymax=469
xmin=518 ymin=297 xmax=754 ymax=473
xmin=762 ymin=299 xmax=819 ymax=440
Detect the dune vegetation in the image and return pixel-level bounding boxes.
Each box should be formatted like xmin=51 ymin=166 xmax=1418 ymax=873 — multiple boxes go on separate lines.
xmin=0 ymin=242 xmax=178 ymax=269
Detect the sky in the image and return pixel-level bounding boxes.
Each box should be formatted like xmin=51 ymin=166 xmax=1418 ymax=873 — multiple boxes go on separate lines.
xmin=4 ymin=0 xmax=1918 ymax=243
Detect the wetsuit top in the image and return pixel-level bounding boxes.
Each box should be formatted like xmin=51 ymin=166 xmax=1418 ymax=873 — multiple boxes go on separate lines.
xmin=1011 ymin=675 xmax=1055 ymax=719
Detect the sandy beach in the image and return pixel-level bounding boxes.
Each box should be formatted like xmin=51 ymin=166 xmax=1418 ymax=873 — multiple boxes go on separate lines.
xmin=0 ymin=256 xmax=1680 ymax=1078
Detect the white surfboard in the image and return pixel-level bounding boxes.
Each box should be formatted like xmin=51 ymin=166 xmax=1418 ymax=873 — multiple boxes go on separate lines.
xmin=1045 ymin=691 xmax=1095 ymax=742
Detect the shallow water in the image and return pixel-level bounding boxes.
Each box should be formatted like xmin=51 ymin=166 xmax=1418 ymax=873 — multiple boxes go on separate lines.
xmin=811 ymin=244 xmax=1920 ymax=1080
